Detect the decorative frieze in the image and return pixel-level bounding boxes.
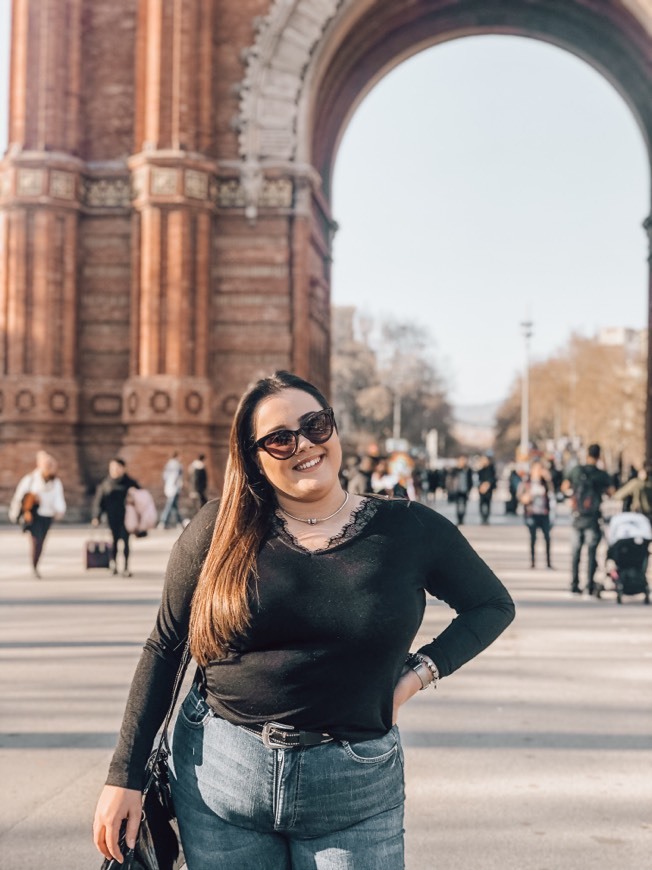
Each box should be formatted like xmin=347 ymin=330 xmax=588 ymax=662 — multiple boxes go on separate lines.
xmin=215 ymin=177 xmax=293 ymax=209
xmin=16 ymin=168 xmax=45 ymax=197
xmin=150 ymin=167 xmax=179 ymax=196
xmin=49 ymin=170 xmax=76 ymax=200
xmin=82 ymin=177 xmax=131 ymax=209
xmin=184 ymin=170 xmax=209 ymax=200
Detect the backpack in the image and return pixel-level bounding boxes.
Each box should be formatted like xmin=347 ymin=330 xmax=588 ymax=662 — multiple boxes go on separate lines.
xmin=571 ymin=469 xmax=602 ymax=519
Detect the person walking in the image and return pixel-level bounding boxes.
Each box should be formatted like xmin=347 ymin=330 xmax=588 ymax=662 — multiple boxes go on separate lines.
xmin=346 ymin=455 xmax=375 ymax=495
xmin=613 ymin=464 xmax=652 ymax=522
xmin=159 ymin=451 xmax=184 ymax=529
xmin=9 ymin=451 xmax=67 ymax=578
xmin=188 ymin=454 xmax=209 ymax=517
xmin=92 ymin=458 xmax=140 ymax=577
xmin=447 ymin=455 xmax=474 ymax=525
xmin=517 ymin=460 xmax=554 ymax=569
xmin=477 ymin=454 xmax=497 ymax=525
xmin=562 ymin=443 xmax=614 ymax=595
xmin=93 ymin=370 xmax=515 ymax=870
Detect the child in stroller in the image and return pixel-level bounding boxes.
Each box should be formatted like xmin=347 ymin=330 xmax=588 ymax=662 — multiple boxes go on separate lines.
xmin=604 ymin=512 xmax=651 ymax=604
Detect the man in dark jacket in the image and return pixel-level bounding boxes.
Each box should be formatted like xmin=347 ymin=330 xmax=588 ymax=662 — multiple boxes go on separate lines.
xmin=562 ymin=443 xmax=614 ymax=595
xmin=188 ymin=454 xmax=209 ymax=516
xmin=477 ymin=454 xmax=497 ymax=525
xmin=447 ymin=456 xmax=474 ymax=526
xmin=92 ymin=458 xmax=140 ymax=576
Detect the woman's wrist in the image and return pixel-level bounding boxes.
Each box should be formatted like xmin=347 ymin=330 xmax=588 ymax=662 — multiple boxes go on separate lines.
xmin=405 ymin=652 xmax=440 ymax=689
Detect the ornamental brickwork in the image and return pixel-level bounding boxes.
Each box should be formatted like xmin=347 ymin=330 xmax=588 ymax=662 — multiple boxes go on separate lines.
xmin=1 ymin=0 xmax=652 ymax=514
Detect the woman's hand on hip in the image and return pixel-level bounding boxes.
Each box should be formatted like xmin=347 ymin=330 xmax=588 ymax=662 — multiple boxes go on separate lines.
xmin=392 ymin=668 xmax=423 ymax=725
xmin=93 ymin=784 xmax=142 ymax=863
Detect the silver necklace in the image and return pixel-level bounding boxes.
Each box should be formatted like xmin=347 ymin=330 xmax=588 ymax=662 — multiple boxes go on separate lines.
xmin=280 ymin=492 xmax=350 ymax=526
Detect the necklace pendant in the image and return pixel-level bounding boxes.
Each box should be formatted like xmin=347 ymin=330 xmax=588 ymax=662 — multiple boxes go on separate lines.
xmin=307 ymin=518 xmax=318 ymax=525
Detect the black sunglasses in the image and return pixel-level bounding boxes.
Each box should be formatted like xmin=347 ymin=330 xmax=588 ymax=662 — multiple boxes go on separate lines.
xmin=253 ymin=408 xmax=336 ymax=459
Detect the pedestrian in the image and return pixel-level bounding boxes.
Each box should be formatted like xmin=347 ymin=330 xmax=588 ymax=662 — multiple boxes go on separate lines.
xmin=93 ymin=370 xmax=515 ymax=869
xmin=159 ymin=451 xmax=184 ymax=529
xmin=561 ymin=443 xmax=614 ymax=595
xmin=346 ymin=454 xmax=375 ymax=495
xmin=447 ymin=455 xmax=474 ymax=525
xmin=92 ymin=458 xmax=140 ymax=577
xmin=505 ymin=465 xmax=522 ymax=515
xmin=613 ymin=464 xmax=652 ymax=522
xmin=9 ymin=450 xmax=67 ymax=578
xmin=370 ymin=457 xmax=397 ymax=496
xmin=517 ymin=460 xmax=554 ymax=569
xmin=477 ymin=454 xmax=497 ymax=525
xmin=188 ymin=454 xmax=209 ymax=517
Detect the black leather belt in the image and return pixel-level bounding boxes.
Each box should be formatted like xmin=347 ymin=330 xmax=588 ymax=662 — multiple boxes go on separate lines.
xmin=241 ymin=721 xmax=334 ymax=749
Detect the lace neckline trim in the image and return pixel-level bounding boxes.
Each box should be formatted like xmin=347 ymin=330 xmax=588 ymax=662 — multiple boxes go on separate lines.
xmin=271 ymin=497 xmax=381 ymax=553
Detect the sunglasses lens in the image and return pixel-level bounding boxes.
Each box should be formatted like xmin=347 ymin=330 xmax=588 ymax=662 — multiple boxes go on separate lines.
xmin=262 ymin=430 xmax=297 ymax=459
xmin=304 ymin=410 xmax=333 ymax=443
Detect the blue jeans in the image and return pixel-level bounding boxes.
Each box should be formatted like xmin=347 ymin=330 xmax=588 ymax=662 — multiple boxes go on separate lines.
xmin=169 ymin=685 xmax=405 ymax=869
xmin=159 ymin=493 xmax=182 ymax=527
xmin=571 ymin=521 xmax=601 ymax=590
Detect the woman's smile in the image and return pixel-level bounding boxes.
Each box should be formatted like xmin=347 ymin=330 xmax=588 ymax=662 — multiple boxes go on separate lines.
xmin=293 ymin=454 xmax=325 ymax=472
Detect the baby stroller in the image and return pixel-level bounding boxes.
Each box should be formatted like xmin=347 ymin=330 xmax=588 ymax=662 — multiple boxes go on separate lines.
xmin=604 ymin=512 xmax=651 ymax=605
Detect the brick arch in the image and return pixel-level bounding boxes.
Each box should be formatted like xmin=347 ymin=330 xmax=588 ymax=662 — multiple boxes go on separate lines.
xmin=237 ymin=0 xmax=652 ymax=455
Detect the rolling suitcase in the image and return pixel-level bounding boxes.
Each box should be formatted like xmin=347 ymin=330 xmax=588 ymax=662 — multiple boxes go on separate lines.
xmin=85 ymin=539 xmax=114 ymax=570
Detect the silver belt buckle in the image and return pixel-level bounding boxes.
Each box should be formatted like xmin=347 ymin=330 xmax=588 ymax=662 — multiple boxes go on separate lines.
xmin=261 ymin=721 xmax=294 ymax=749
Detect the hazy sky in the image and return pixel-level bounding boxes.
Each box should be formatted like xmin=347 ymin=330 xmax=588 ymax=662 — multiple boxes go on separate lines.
xmin=332 ymin=36 xmax=650 ymax=406
xmin=0 ymin=15 xmax=649 ymax=407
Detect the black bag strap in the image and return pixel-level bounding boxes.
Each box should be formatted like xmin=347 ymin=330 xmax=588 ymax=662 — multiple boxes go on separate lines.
xmin=143 ymin=640 xmax=192 ymax=795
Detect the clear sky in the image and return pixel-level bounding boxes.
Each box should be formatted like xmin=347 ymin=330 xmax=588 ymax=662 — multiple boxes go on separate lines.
xmin=331 ymin=36 xmax=650 ymax=406
xmin=0 ymin=14 xmax=649 ymax=408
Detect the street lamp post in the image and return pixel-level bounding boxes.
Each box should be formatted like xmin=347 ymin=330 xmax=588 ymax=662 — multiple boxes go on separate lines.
xmin=520 ymin=319 xmax=533 ymax=458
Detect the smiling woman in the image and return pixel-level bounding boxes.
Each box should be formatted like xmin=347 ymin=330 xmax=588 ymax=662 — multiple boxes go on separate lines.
xmin=92 ymin=369 xmax=515 ymax=869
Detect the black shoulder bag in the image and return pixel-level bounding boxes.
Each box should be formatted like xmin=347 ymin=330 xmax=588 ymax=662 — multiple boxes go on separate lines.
xmin=102 ymin=642 xmax=192 ymax=870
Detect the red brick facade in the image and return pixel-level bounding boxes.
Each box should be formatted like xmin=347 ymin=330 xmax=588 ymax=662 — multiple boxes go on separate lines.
xmin=1 ymin=0 xmax=651 ymax=514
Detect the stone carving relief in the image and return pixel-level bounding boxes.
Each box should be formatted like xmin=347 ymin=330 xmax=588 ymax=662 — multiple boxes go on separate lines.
xmin=185 ymin=391 xmax=204 ymax=415
xmin=49 ymin=171 xmax=76 ymax=201
xmin=16 ymin=389 xmax=36 ymax=412
xmin=82 ymin=177 xmax=131 ymax=209
xmin=90 ymin=393 xmax=123 ymax=416
xmin=238 ymin=0 xmax=346 ymax=163
xmin=184 ymin=170 xmax=209 ymax=200
xmin=16 ymin=168 xmax=44 ymax=197
xmin=216 ymin=176 xmax=293 ymax=211
xmin=151 ymin=167 xmax=179 ymax=196
xmin=150 ymin=390 xmax=171 ymax=413
xmin=49 ymin=390 xmax=70 ymax=414
xmin=235 ymin=0 xmax=348 ymax=217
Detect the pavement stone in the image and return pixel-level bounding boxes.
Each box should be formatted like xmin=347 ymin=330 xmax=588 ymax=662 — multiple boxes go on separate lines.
xmin=1 ymin=499 xmax=651 ymax=869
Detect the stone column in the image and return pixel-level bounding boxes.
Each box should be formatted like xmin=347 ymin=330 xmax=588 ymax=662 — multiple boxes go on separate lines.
xmin=124 ymin=0 xmax=216 ymax=481
xmin=0 ymin=0 xmax=84 ymax=512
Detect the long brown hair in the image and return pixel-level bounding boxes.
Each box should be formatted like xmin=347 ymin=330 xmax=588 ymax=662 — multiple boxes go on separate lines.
xmin=189 ymin=371 xmax=331 ymax=665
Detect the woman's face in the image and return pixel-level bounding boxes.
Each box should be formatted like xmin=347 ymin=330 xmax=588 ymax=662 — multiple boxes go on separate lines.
xmin=252 ymin=388 xmax=342 ymax=503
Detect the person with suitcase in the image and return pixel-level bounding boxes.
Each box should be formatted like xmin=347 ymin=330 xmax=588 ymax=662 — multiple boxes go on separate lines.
xmin=92 ymin=458 xmax=140 ymax=577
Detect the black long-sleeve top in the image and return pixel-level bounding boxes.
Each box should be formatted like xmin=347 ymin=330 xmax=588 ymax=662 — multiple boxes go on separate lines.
xmin=92 ymin=474 xmax=140 ymax=528
xmin=107 ymin=498 xmax=515 ymax=789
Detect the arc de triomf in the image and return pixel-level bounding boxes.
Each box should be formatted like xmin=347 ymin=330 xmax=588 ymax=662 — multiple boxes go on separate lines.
xmin=1 ymin=0 xmax=652 ymax=511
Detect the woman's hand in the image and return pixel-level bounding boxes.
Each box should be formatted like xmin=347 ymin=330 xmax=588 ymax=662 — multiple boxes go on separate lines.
xmin=93 ymin=785 xmax=142 ymax=863
xmin=392 ymin=668 xmax=423 ymax=725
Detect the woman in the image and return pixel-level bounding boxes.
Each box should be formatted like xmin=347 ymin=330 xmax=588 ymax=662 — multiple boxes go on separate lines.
xmin=93 ymin=371 xmax=515 ymax=869
xmin=517 ymin=460 xmax=554 ymax=569
xmin=9 ymin=450 xmax=67 ymax=578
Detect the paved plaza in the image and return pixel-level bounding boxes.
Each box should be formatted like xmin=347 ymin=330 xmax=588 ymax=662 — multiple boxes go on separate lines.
xmin=1 ymin=499 xmax=651 ymax=869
